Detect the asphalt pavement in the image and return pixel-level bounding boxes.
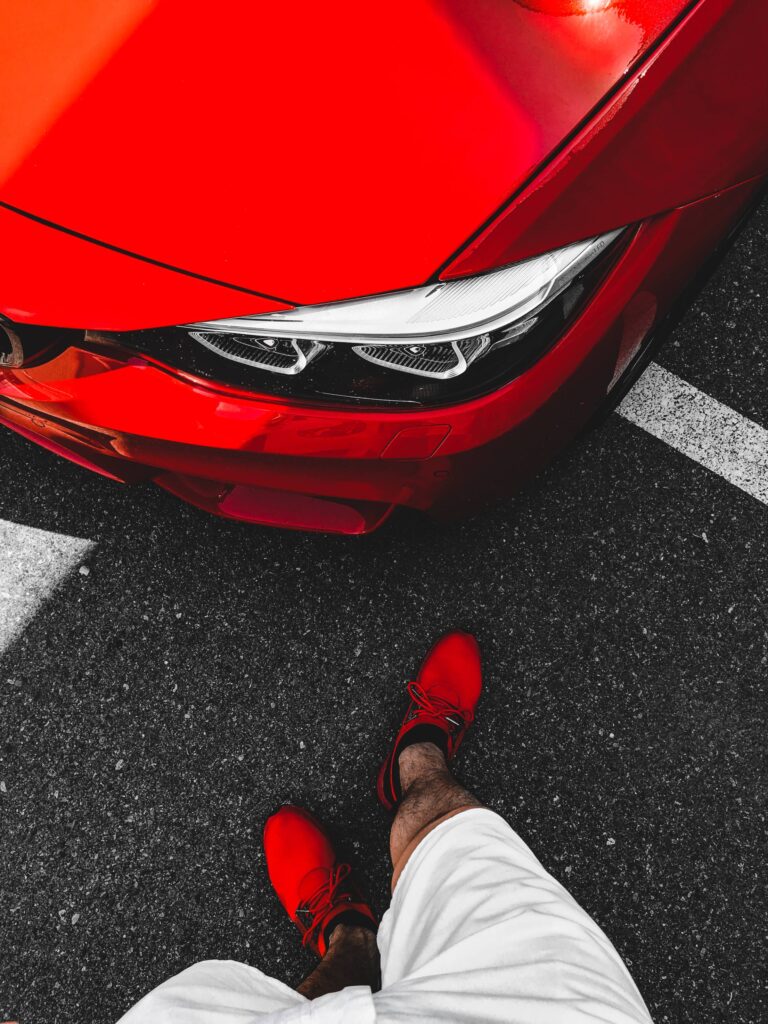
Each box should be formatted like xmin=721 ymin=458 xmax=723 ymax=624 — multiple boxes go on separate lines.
xmin=1 ymin=199 xmax=767 ymax=1024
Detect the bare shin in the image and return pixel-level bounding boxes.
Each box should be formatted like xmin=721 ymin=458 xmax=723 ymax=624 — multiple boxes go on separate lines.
xmin=297 ymin=924 xmax=380 ymax=1000
xmin=389 ymin=741 xmax=482 ymax=868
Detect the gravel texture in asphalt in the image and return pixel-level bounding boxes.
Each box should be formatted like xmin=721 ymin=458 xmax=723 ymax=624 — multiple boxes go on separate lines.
xmin=1 ymin=201 xmax=767 ymax=1024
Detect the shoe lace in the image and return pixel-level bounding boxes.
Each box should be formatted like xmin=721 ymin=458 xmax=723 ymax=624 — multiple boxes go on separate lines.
xmin=299 ymin=863 xmax=353 ymax=948
xmin=406 ymin=681 xmax=472 ymax=727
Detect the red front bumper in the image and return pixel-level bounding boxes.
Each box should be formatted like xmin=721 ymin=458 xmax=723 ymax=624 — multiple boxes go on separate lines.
xmin=0 ymin=184 xmax=760 ymax=534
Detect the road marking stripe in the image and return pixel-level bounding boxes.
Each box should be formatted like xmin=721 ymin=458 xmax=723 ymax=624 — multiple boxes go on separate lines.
xmin=617 ymin=362 xmax=768 ymax=506
xmin=0 ymin=521 xmax=94 ymax=653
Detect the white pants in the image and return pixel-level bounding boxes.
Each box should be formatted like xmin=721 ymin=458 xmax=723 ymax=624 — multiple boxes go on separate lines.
xmin=118 ymin=809 xmax=653 ymax=1023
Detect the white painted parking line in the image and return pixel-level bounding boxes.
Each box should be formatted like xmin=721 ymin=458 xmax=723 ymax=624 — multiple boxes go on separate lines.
xmin=617 ymin=361 xmax=768 ymax=506
xmin=0 ymin=521 xmax=94 ymax=654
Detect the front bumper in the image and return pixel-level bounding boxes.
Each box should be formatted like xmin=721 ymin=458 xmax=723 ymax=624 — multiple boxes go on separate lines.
xmin=0 ymin=182 xmax=760 ymax=534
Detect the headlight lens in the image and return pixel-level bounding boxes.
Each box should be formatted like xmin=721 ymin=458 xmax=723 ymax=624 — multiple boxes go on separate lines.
xmin=190 ymin=332 xmax=324 ymax=376
xmin=186 ymin=230 xmax=621 ymax=386
xmin=86 ymin=228 xmax=626 ymax=406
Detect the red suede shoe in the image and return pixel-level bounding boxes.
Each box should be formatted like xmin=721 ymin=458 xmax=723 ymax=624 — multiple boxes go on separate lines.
xmin=377 ymin=631 xmax=482 ymax=811
xmin=263 ymin=805 xmax=377 ymax=957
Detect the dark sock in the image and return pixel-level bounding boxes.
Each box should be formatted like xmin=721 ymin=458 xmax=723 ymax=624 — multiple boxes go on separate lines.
xmin=391 ymin=725 xmax=448 ymax=803
xmin=323 ymin=909 xmax=377 ymax=950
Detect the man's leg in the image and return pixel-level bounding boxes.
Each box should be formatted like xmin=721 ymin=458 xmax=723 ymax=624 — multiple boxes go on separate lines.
xmin=289 ymin=738 xmax=476 ymax=998
xmin=297 ymin=923 xmax=379 ymax=999
xmin=300 ymin=633 xmax=481 ymax=997
xmin=118 ymin=805 xmax=380 ymax=1024
xmin=373 ymin=633 xmax=652 ymax=1023
xmin=389 ymin=741 xmax=481 ymax=874
xmin=263 ymin=805 xmax=380 ymax=1001
xmin=376 ymin=631 xmax=484 ymax=881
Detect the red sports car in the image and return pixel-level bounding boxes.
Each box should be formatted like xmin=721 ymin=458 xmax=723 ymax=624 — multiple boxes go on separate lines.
xmin=0 ymin=0 xmax=765 ymax=534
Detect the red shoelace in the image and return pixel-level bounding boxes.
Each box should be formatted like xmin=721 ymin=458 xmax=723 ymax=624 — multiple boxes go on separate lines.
xmin=299 ymin=862 xmax=354 ymax=948
xmin=406 ymin=681 xmax=472 ymax=727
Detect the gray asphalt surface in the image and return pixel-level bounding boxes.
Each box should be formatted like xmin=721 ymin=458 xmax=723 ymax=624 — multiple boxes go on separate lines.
xmin=1 ymin=200 xmax=767 ymax=1024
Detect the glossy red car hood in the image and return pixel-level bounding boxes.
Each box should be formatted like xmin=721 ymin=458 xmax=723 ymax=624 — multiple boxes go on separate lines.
xmin=0 ymin=0 xmax=690 ymax=314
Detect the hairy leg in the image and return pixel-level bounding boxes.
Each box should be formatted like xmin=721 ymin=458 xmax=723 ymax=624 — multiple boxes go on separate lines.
xmin=296 ymin=742 xmax=477 ymax=999
xmin=297 ymin=924 xmax=380 ymax=1000
xmin=390 ymin=741 xmax=482 ymax=869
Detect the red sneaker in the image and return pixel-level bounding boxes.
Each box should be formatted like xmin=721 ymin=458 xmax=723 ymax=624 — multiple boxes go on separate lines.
xmin=263 ymin=805 xmax=377 ymax=957
xmin=377 ymin=631 xmax=482 ymax=811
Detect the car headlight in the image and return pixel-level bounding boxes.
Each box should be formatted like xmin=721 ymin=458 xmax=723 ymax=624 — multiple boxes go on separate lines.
xmin=188 ymin=230 xmax=621 ymax=380
xmin=86 ymin=228 xmax=626 ymax=406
